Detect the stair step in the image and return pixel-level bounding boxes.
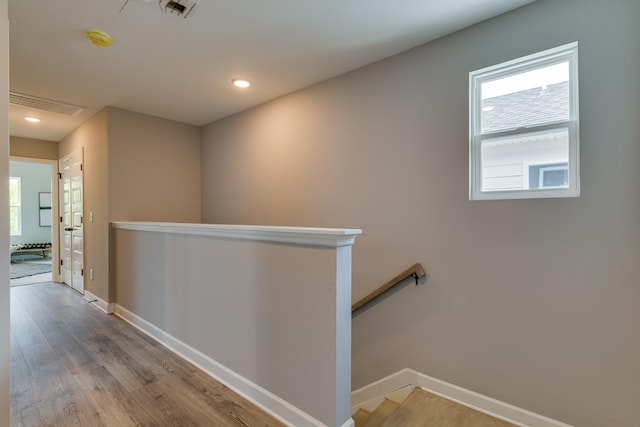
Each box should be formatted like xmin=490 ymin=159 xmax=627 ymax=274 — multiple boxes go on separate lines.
xmin=380 ymin=388 xmax=517 ymax=427
xmin=360 ymin=398 xmax=401 ymax=427
xmin=352 ymin=408 xmax=372 ymax=426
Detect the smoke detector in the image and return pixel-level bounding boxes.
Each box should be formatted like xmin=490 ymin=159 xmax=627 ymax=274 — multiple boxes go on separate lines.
xmin=159 ymin=0 xmax=196 ymax=18
xmin=85 ymin=29 xmax=112 ymax=47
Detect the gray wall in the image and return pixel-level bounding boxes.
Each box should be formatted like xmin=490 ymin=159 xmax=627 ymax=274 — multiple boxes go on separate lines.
xmin=113 ymin=226 xmax=353 ymax=426
xmin=60 ymin=109 xmax=110 ymax=301
xmin=58 ymin=107 xmax=201 ymax=302
xmin=200 ymin=1 xmax=640 ymax=426
xmin=0 ymin=0 xmax=9 ymax=423
xmin=10 ymin=161 xmax=52 ymax=245
xmin=107 ymin=107 xmax=201 ymax=223
xmin=10 ymin=136 xmax=58 ymax=160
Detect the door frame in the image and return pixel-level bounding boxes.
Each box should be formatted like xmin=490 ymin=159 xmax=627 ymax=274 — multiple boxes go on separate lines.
xmin=9 ymin=155 xmax=60 ymax=283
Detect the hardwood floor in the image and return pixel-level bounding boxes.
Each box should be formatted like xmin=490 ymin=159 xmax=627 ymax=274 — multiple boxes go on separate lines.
xmin=10 ymin=282 xmax=286 ymax=427
xmin=353 ymin=388 xmax=518 ymax=427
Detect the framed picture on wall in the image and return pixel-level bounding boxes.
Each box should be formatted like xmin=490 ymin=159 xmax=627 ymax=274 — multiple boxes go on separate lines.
xmin=39 ymin=192 xmax=52 ymax=227
xmin=39 ymin=192 xmax=51 ymax=208
xmin=39 ymin=209 xmax=52 ymax=227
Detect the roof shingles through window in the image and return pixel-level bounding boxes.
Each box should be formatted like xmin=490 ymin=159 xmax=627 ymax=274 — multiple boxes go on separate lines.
xmin=481 ymin=81 xmax=569 ymax=134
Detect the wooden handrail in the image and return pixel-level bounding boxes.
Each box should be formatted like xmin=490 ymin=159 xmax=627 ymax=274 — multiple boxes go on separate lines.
xmin=352 ymin=263 xmax=426 ymax=312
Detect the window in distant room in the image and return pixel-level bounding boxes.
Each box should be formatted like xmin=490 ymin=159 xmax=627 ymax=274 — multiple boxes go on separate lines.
xmin=469 ymin=42 xmax=579 ymax=200
xmin=10 ymin=177 xmax=21 ymax=236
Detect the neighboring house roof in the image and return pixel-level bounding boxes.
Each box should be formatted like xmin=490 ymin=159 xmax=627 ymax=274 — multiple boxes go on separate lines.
xmin=481 ymin=81 xmax=569 ymax=133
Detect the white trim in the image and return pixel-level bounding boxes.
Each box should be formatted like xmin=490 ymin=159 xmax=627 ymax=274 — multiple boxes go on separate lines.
xmin=352 ymin=368 xmax=573 ymax=427
xmin=59 ymin=149 xmax=81 ymax=163
xmin=113 ymin=304 xmax=327 ymax=427
xmin=351 ymin=369 xmax=415 ymax=410
xmin=111 ymin=221 xmax=362 ymax=248
xmin=59 ymin=148 xmax=85 ymax=293
xmin=471 ymin=41 xmax=579 ymax=78
xmin=83 ymin=290 xmax=114 ymax=314
xmin=340 ymin=418 xmax=355 ymax=427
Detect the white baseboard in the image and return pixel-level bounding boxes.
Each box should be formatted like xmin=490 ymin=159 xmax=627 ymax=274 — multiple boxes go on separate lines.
xmin=352 ymin=368 xmax=573 ymax=427
xmin=113 ymin=304 xmax=329 ymax=427
xmin=341 ymin=418 xmax=354 ymax=427
xmin=83 ymin=291 xmax=114 ymax=314
xmin=351 ymin=369 xmax=415 ymax=412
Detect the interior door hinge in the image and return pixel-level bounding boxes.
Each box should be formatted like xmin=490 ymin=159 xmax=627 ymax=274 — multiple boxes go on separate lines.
xmin=60 ymin=216 xmax=63 ymax=223
xmin=80 ymin=164 xmax=83 ymax=171
xmin=60 ymin=259 xmax=63 ymax=266
xmin=81 ymin=269 xmax=84 ymax=276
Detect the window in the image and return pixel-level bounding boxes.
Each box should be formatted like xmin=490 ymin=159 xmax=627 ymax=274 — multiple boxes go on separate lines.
xmin=469 ymin=42 xmax=579 ymax=200
xmin=529 ymin=162 xmax=568 ymax=189
xmin=9 ymin=177 xmax=21 ymax=236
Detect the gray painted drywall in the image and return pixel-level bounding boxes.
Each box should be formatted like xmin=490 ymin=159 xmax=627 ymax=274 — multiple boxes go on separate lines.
xmin=199 ymin=1 xmax=640 ymax=426
xmin=10 ymin=136 xmax=58 ymax=160
xmin=60 ymin=110 xmax=110 ymax=301
xmin=58 ymin=107 xmax=202 ymax=302
xmin=107 ymin=107 xmax=201 ymax=223
xmin=113 ymin=228 xmax=352 ymax=426
xmin=0 ymin=0 xmax=10 ymax=424
xmin=10 ymin=161 xmax=53 ymax=245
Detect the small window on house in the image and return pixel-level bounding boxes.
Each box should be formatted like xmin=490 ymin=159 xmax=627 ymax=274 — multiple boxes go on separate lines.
xmin=9 ymin=177 xmax=21 ymax=236
xmin=469 ymin=42 xmax=579 ymax=200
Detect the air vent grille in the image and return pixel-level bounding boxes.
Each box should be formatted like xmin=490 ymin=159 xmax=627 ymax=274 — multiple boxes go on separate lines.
xmin=9 ymin=92 xmax=85 ymax=116
xmin=160 ymin=0 xmax=197 ymax=18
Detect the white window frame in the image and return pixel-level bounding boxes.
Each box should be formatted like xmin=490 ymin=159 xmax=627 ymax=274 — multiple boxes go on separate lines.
xmin=469 ymin=42 xmax=580 ymax=200
xmin=10 ymin=177 xmax=21 ymax=236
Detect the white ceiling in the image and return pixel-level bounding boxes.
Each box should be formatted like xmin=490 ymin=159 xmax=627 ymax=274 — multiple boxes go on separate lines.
xmin=9 ymin=0 xmax=536 ymax=142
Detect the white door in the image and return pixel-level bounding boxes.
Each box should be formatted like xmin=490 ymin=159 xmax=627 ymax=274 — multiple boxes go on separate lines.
xmin=59 ymin=150 xmax=84 ymax=294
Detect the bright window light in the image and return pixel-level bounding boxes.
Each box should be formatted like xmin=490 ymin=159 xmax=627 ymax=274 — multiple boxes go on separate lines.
xmin=9 ymin=177 xmax=21 ymax=236
xmin=469 ymin=42 xmax=579 ymax=200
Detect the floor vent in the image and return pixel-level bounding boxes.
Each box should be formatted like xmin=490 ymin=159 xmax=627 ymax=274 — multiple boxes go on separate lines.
xmin=9 ymin=92 xmax=85 ymax=116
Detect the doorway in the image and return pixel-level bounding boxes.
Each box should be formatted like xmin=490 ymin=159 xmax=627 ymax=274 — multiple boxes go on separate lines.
xmin=9 ymin=158 xmax=59 ymax=286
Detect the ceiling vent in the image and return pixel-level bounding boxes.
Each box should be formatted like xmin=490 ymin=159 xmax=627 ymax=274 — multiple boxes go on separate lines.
xmin=10 ymin=92 xmax=85 ymax=116
xmin=160 ymin=0 xmax=196 ymax=18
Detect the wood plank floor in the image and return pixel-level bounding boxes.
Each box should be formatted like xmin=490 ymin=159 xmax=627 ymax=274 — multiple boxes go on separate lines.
xmin=10 ymin=282 xmax=286 ymax=427
xmin=380 ymin=389 xmax=516 ymax=427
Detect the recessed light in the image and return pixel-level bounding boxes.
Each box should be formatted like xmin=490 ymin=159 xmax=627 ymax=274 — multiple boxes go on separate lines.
xmin=24 ymin=117 xmax=41 ymax=123
xmin=232 ymin=79 xmax=251 ymax=88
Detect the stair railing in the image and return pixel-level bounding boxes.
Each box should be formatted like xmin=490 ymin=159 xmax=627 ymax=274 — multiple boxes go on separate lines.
xmin=352 ymin=263 xmax=426 ymax=313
